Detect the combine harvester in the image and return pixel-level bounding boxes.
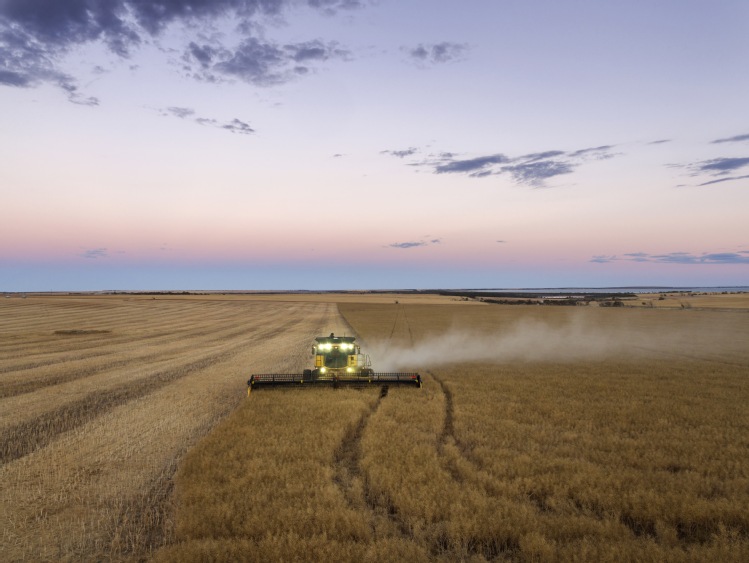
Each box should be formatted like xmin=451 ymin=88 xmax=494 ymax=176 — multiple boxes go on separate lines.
xmin=248 ymin=333 xmax=422 ymax=395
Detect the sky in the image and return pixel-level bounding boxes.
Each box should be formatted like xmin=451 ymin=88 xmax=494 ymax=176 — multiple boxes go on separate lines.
xmin=1 ymin=0 xmax=748 ymax=291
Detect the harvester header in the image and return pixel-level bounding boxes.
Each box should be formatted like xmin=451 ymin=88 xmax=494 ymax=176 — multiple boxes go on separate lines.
xmin=248 ymin=333 xmax=421 ymax=394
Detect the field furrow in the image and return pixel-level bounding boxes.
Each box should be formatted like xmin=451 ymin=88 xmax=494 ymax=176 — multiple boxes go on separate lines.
xmin=0 ymin=311 xmax=308 ymax=461
xmin=0 ymin=308 xmax=295 ymax=398
xmin=1 ymin=347 xmax=236 ymax=464
xmin=0 ymin=303 xmax=301 ymax=421
xmin=0 ymin=356 xmax=133 ymax=398
xmin=0 ymin=298 xmax=246 ymax=355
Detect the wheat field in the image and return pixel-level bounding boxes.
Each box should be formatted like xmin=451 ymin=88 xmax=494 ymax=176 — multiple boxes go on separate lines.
xmin=2 ymin=294 xmax=748 ymax=561
xmin=0 ymin=295 xmax=341 ymax=561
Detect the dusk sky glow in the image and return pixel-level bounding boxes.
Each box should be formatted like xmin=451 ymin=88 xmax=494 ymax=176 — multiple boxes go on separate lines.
xmin=1 ymin=0 xmax=748 ymax=291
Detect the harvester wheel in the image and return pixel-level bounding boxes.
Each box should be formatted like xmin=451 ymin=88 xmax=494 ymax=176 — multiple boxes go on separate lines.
xmin=303 ymin=369 xmax=311 ymax=378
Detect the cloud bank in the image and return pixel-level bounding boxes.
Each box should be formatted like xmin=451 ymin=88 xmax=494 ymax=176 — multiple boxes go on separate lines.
xmin=381 ymin=147 xmax=418 ymax=158
xmin=79 ymin=247 xmax=108 ymax=259
xmin=711 ymin=133 xmax=749 ymax=144
xmin=187 ymin=37 xmax=350 ymax=86
xmin=160 ymin=106 xmax=254 ymax=134
xmin=0 ymin=0 xmax=357 ymax=100
xmin=406 ymin=41 xmax=468 ymax=65
xmin=385 ymin=144 xmax=618 ymax=187
xmin=694 ymin=157 xmax=749 ymax=175
xmin=388 ymin=238 xmax=441 ymax=249
xmin=674 ymin=153 xmax=749 ymax=187
xmin=697 ymin=174 xmax=749 ymax=187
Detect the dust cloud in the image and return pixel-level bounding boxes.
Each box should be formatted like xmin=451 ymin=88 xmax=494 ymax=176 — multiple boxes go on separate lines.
xmin=367 ymin=316 xmax=692 ymax=371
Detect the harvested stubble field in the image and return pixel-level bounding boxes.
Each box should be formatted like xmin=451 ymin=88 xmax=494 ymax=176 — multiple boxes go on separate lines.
xmin=2 ymin=295 xmax=749 ymax=562
xmin=0 ymin=295 xmax=341 ymax=561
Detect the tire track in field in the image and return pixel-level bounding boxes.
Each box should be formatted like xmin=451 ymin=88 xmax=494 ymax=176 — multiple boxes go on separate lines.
xmin=429 ymin=372 xmax=462 ymax=453
xmin=401 ymin=304 xmax=414 ymax=346
xmin=427 ymin=370 xmax=522 ymax=559
xmin=428 ymin=369 xmax=496 ymax=478
xmin=385 ymin=303 xmax=414 ymax=347
xmin=331 ymin=307 xmax=416 ymax=540
xmin=429 ymin=369 xmax=735 ymax=552
xmin=343 ymin=307 xmax=510 ymax=555
xmin=331 ymin=307 xmax=409 ymax=535
xmin=429 ymin=369 xmax=509 ymax=492
xmin=332 ymin=385 xmax=413 ymax=540
xmin=428 ymin=370 xmax=478 ymax=486
xmin=0 ymin=316 xmax=301 ymax=465
xmin=333 ymin=387 xmax=386 ymax=502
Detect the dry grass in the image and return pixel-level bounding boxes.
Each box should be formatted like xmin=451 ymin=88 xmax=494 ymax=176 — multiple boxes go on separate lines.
xmin=3 ymin=294 xmax=748 ymax=561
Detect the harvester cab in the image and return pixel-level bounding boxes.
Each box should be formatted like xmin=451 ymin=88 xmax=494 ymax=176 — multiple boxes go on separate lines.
xmin=248 ymin=333 xmax=421 ymax=394
xmin=310 ymin=333 xmax=373 ymax=377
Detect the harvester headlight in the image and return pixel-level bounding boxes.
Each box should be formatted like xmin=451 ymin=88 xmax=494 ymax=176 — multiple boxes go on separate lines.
xmin=346 ymin=367 xmax=353 ymax=373
xmin=322 ymin=343 xmax=332 ymax=351
xmin=320 ymin=367 xmax=327 ymax=373
xmin=340 ymin=343 xmax=349 ymax=350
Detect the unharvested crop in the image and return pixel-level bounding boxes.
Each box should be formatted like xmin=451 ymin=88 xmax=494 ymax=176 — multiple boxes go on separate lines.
xmin=160 ymin=300 xmax=749 ymax=561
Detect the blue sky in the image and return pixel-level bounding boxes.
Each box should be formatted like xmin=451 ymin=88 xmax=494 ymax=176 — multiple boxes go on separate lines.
xmin=1 ymin=0 xmax=748 ymax=290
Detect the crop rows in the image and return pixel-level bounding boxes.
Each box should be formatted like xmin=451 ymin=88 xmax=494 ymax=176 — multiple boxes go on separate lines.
xmin=0 ymin=295 xmax=339 ymax=561
xmin=4 ymin=295 xmax=748 ymax=561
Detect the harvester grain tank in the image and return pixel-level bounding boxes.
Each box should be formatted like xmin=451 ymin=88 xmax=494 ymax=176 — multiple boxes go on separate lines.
xmin=248 ymin=333 xmax=421 ymax=394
